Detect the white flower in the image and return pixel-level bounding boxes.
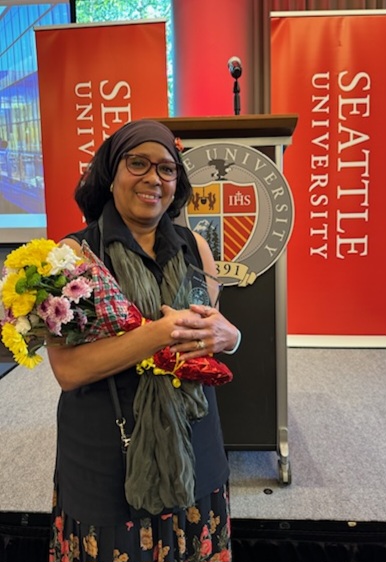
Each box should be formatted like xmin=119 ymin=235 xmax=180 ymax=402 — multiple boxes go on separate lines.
xmin=47 ymin=244 xmax=79 ymax=274
xmin=29 ymin=314 xmax=40 ymax=327
xmin=15 ymin=316 xmax=32 ymax=335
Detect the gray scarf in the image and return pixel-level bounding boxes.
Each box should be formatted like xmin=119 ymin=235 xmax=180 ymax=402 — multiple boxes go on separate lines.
xmin=106 ymin=228 xmax=208 ymax=515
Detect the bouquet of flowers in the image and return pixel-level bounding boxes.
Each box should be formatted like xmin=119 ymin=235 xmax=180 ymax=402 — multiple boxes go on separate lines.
xmin=0 ymin=238 xmax=233 ymax=387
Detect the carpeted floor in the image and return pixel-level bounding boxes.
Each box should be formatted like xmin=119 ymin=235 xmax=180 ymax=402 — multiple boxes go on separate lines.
xmin=1 ymin=346 xmax=385 ymax=522
xmin=1 ymin=346 xmax=386 ymax=561
xmin=228 ymin=347 xmax=386 ymax=523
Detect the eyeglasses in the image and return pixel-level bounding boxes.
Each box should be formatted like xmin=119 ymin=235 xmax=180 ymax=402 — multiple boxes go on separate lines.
xmin=123 ymin=154 xmax=181 ymax=182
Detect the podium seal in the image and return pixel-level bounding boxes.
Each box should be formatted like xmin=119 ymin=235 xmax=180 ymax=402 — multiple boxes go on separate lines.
xmin=177 ymin=142 xmax=295 ymax=287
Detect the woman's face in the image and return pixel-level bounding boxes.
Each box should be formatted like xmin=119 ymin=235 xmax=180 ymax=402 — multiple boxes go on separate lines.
xmin=112 ymin=141 xmax=177 ymax=229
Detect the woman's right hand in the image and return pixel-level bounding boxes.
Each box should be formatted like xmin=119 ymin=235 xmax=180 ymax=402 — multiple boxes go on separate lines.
xmin=47 ymin=304 xmax=200 ymax=392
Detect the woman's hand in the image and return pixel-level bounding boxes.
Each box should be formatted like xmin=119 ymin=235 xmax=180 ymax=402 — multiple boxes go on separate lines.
xmin=164 ymin=303 xmax=239 ymax=360
xmin=48 ymin=305 xmax=202 ymax=391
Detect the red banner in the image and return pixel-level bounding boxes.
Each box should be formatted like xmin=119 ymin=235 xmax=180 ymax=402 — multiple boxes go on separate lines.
xmin=35 ymin=21 xmax=168 ymax=242
xmin=271 ymin=14 xmax=386 ymax=338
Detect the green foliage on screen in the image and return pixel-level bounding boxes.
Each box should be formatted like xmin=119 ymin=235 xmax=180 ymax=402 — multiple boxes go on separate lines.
xmin=75 ymin=0 xmax=174 ymax=115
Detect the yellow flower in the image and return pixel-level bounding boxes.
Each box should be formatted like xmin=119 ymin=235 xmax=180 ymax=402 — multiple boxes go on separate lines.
xmin=5 ymin=239 xmax=56 ymax=273
xmin=12 ymin=292 xmax=37 ymax=317
xmin=172 ymin=515 xmax=186 ymax=554
xmin=177 ymin=534 xmax=186 ymax=555
xmin=1 ymin=323 xmax=43 ymax=368
xmin=186 ymin=506 xmax=201 ymax=524
xmin=2 ymin=271 xmax=37 ymax=316
xmin=156 ymin=541 xmax=170 ymax=562
xmin=83 ymin=530 xmax=98 ymax=558
xmin=37 ymin=261 xmax=52 ymax=277
xmin=4 ymin=246 xmax=29 ymax=269
xmin=1 ymin=323 xmax=26 ymax=355
xmin=113 ymin=550 xmax=129 ymax=562
xmin=209 ymin=509 xmax=220 ymax=534
xmin=14 ymin=349 xmax=43 ymax=369
xmin=69 ymin=534 xmax=80 ymax=559
xmin=140 ymin=526 xmax=153 ymax=550
xmin=2 ymin=271 xmax=24 ymax=305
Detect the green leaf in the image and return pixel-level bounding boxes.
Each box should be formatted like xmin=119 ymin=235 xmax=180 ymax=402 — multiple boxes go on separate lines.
xmin=218 ymin=523 xmax=231 ymax=550
xmin=54 ymin=275 xmax=67 ymax=288
xmin=25 ymin=265 xmax=38 ymax=278
xmin=65 ymin=331 xmax=86 ymax=346
xmin=35 ymin=289 xmax=49 ymax=305
xmin=26 ymin=273 xmax=41 ymax=287
xmin=15 ymin=278 xmax=27 ymax=294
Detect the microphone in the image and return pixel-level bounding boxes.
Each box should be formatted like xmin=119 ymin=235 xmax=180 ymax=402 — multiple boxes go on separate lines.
xmin=228 ymin=56 xmax=242 ymax=79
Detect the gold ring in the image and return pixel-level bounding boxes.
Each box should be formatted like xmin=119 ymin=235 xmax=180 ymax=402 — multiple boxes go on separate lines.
xmin=196 ymin=339 xmax=205 ymax=350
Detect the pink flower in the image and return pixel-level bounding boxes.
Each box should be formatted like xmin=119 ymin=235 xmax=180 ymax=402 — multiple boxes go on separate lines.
xmin=1 ymin=307 xmax=14 ymax=324
xmin=218 ymin=549 xmax=231 ymax=561
xmin=45 ymin=316 xmax=64 ymax=336
xmin=200 ymin=525 xmax=209 ymax=541
xmin=37 ymin=298 xmax=51 ymax=319
xmin=74 ymin=308 xmax=88 ymax=331
xmin=200 ymin=538 xmax=212 ymax=557
xmin=54 ymin=515 xmax=63 ymax=532
xmin=66 ymin=262 xmax=89 ymax=277
xmin=200 ymin=525 xmax=212 ymax=557
xmin=42 ymin=295 xmax=74 ymax=335
xmin=54 ymin=515 xmax=64 ymax=544
xmin=47 ymin=296 xmax=73 ymax=322
xmin=62 ymin=277 xmax=93 ymax=303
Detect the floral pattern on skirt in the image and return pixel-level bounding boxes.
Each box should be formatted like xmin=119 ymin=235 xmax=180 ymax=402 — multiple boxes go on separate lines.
xmin=49 ymin=485 xmax=231 ymax=562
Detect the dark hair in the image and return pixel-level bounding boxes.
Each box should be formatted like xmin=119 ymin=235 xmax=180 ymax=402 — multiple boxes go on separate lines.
xmin=74 ymin=120 xmax=192 ymax=224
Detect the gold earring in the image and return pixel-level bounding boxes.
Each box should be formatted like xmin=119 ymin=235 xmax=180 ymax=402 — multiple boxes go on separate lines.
xmin=110 ymin=183 xmax=114 ymax=192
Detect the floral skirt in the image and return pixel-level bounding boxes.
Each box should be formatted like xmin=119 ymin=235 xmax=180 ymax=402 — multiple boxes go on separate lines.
xmin=49 ymin=484 xmax=232 ymax=562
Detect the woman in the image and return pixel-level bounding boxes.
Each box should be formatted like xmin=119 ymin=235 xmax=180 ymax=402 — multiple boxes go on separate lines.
xmin=47 ymin=119 xmax=240 ymax=562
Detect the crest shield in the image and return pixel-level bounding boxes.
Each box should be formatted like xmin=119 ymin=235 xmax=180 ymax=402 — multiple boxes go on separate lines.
xmin=185 ymin=180 xmax=258 ymax=262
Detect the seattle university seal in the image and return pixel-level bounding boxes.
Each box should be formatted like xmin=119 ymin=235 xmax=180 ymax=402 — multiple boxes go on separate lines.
xmin=178 ymin=142 xmax=295 ymax=287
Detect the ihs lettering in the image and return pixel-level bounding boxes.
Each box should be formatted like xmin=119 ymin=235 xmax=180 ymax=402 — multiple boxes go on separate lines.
xmin=228 ymin=191 xmax=251 ymax=206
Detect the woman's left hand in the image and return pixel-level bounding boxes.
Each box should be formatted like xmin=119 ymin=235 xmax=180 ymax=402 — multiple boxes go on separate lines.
xmin=166 ymin=303 xmax=239 ymax=360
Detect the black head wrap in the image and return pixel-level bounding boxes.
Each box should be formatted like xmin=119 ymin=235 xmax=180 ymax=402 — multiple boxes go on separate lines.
xmin=74 ymin=119 xmax=192 ymax=223
xmin=108 ymin=119 xmax=181 ymax=179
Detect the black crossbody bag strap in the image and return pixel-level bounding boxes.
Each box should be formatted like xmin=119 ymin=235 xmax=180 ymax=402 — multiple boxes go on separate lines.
xmin=98 ymin=217 xmax=131 ymax=458
xmin=107 ymin=377 xmax=131 ymax=456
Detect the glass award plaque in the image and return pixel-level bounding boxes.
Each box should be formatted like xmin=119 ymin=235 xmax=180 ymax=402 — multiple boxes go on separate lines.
xmin=173 ymin=264 xmax=223 ymax=309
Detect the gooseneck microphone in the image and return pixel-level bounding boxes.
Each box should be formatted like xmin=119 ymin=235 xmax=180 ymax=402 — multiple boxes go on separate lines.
xmin=227 ymin=56 xmax=242 ymax=115
xmin=228 ymin=56 xmax=242 ymax=79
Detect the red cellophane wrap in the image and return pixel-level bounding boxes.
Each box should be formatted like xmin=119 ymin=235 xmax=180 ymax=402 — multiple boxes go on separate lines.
xmin=82 ymin=242 xmax=233 ymax=387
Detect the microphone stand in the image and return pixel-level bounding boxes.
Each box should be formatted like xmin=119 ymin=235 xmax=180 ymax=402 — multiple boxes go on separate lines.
xmin=233 ymin=78 xmax=240 ymax=115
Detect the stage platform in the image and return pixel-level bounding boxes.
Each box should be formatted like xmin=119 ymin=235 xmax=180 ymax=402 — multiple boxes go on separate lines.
xmin=1 ymin=347 xmax=386 ymax=561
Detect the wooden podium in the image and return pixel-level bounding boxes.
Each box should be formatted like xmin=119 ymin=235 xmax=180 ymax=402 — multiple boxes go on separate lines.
xmin=157 ymin=115 xmax=297 ymax=484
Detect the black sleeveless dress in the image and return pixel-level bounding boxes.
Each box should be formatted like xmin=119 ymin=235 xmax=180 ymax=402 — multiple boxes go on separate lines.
xmin=49 ymin=202 xmax=232 ymax=562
